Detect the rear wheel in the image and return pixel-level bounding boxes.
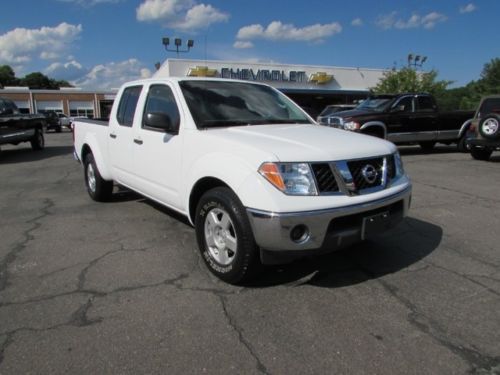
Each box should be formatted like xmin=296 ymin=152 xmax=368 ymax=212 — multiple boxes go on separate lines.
xmin=457 ymin=134 xmax=469 ymax=152
xmin=419 ymin=141 xmax=435 ymax=151
xmin=84 ymin=153 xmax=113 ymax=201
xmin=195 ymin=187 xmax=260 ymax=284
xmin=30 ymin=129 xmax=45 ymax=150
xmin=470 ymin=147 xmax=492 ymax=161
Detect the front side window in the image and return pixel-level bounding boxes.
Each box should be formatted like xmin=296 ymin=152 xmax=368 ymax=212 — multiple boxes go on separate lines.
xmin=142 ymin=85 xmax=180 ymax=130
xmin=179 ymin=80 xmax=311 ymax=129
xmin=393 ymin=96 xmax=413 ymax=112
xmin=117 ymin=86 xmax=142 ymax=127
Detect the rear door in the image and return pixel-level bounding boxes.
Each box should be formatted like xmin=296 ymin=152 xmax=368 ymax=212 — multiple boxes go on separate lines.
xmin=414 ymin=95 xmax=438 ymax=141
xmin=108 ymin=85 xmax=143 ymax=186
xmin=131 ymin=83 xmax=184 ymax=209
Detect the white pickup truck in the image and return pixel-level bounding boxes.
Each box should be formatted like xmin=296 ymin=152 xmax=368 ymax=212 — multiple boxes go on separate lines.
xmin=74 ymin=77 xmax=411 ymax=284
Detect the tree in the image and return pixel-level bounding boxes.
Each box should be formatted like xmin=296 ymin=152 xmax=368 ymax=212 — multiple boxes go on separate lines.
xmin=480 ymin=58 xmax=500 ymax=93
xmin=372 ymin=67 xmax=452 ymax=96
xmin=20 ymin=72 xmax=57 ymax=89
xmin=0 ymin=65 xmax=19 ymax=88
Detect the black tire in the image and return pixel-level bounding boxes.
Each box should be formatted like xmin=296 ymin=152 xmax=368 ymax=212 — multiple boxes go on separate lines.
xmin=56 ymin=126 xmax=62 ymax=133
xmin=457 ymin=134 xmax=469 ymax=152
xmin=419 ymin=141 xmax=435 ymax=151
xmin=470 ymin=147 xmax=492 ymax=161
xmin=195 ymin=187 xmax=260 ymax=284
xmin=478 ymin=114 xmax=500 ymax=140
xmin=30 ymin=129 xmax=45 ymax=150
xmin=84 ymin=153 xmax=113 ymax=201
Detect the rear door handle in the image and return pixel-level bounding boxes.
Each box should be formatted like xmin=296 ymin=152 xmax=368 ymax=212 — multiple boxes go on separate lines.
xmin=134 ymin=138 xmax=143 ymax=145
xmin=109 ymin=133 xmax=117 ymax=139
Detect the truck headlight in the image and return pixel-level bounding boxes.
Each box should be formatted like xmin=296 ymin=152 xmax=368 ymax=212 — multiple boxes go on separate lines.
xmin=343 ymin=121 xmax=360 ymax=131
xmin=394 ymin=152 xmax=405 ymax=176
xmin=259 ymin=162 xmax=318 ymax=195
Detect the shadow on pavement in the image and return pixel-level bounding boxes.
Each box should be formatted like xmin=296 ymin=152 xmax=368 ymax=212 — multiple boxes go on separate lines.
xmin=0 ymin=145 xmax=74 ymax=164
xmin=246 ymin=217 xmax=442 ymax=288
xmin=398 ymin=145 xmax=461 ymax=156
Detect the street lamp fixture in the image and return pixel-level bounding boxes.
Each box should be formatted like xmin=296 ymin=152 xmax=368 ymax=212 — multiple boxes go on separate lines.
xmin=163 ymin=37 xmax=194 ymax=57
xmin=407 ymin=53 xmax=427 ymax=69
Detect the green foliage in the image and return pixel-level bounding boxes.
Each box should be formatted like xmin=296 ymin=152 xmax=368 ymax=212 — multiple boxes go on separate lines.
xmin=0 ymin=65 xmax=19 ymax=87
xmin=372 ymin=67 xmax=452 ymax=96
xmin=0 ymin=65 xmax=73 ymax=89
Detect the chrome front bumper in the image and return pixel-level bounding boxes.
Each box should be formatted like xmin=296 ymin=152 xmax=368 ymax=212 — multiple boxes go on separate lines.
xmin=246 ymin=185 xmax=411 ymax=253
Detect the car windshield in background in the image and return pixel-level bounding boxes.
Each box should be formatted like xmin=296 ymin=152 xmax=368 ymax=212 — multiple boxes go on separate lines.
xmin=356 ymin=96 xmax=394 ymax=112
xmin=179 ymin=80 xmax=312 ymax=129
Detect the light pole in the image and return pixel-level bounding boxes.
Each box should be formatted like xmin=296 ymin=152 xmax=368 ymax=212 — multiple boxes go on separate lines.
xmin=407 ymin=54 xmax=427 ymax=69
xmin=162 ymin=37 xmax=194 ymax=58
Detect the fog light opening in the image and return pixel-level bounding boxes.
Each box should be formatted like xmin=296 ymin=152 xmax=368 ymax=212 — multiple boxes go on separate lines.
xmin=290 ymin=224 xmax=310 ymax=243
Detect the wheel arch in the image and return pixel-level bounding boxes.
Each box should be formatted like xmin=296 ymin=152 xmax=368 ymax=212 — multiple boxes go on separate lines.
xmin=360 ymin=121 xmax=387 ymax=138
xmin=188 ymin=177 xmax=230 ymax=225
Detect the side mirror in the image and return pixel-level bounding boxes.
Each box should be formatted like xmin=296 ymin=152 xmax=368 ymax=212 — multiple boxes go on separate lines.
xmin=144 ymin=112 xmax=178 ymax=134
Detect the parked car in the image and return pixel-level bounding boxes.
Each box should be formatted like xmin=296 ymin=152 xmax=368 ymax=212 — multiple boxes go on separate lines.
xmin=73 ymin=77 xmax=411 ymax=284
xmin=467 ymin=95 xmax=500 ymax=160
xmin=58 ymin=113 xmax=71 ymax=129
xmin=317 ymin=104 xmax=357 ymax=124
xmin=0 ymin=97 xmax=46 ymax=152
xmin=40 ymin=111 xmax=62 ymax=133
xmin=318 ymin=93 xmax=475 ymax=151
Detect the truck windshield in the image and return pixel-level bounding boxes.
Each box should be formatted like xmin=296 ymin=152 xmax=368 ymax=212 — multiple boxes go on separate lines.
xmin=179 ymin=80 xmax=312 ymax=129
xmin=356 ymin=96 xmax=395 ymax=112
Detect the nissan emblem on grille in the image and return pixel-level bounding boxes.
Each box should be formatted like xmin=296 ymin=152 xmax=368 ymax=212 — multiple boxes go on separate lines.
xmin=361 ymin=164 xmax=378 ymax=184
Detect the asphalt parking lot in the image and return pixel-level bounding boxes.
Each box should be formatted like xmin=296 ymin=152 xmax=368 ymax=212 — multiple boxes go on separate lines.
xmin=0 ymin=132 xmax=499 ymax=374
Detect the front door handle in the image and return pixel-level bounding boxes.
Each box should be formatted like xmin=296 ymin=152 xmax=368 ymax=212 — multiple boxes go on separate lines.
xmin=134 ymin=138 xmax=143 ymax=145
xmin=109 ymin=133 xmax=117 ymax=139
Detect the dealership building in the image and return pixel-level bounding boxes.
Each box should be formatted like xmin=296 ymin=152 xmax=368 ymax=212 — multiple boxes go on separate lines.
xmin=155 ymin=59 xmax=388 ymax=116
xmin=0 ymin=59 xmax=387 ymax=118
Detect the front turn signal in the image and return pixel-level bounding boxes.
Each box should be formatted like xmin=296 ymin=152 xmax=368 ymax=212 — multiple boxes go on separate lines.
xmin=258 ymin=163 xmax=285 ymax=191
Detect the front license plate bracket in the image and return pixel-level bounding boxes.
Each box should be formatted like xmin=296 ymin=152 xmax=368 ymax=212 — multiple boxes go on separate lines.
xmin=361 ymin=211 xmax=391 ymax=240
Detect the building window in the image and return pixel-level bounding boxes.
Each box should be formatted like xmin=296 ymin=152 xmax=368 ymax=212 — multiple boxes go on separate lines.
xmin=70 ymin=108 xmax=94 ymax=118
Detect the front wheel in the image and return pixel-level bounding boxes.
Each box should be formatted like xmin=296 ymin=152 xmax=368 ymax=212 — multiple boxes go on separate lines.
xmin=30 ymin=129 xmax=45 ymax=150
xmin=195 ymin=187 xmax=260 ymax=284
xmin=84 ymin=153 xmax=113 ymax=201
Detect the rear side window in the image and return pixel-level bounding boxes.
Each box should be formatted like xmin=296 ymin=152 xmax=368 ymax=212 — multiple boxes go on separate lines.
xmin=479 ymin=98 xmax=500 ymax=117
xmin=117 ymin=86 xmax=142 ymax=127
xmin=416 ymin=96 xmax=435 ymax=112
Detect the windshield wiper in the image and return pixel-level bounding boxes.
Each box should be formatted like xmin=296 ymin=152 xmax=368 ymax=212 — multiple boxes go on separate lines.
xmin=199 ymin=120 xmax=250 ymax=129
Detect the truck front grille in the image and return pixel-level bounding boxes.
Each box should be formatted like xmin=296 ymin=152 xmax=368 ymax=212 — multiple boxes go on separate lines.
xmin=309 ymin=155 xmax=398 ymax=196
xmin=347 ymin=157 xmax=384 ymax=190
xmin=311 ymin=163 xmax=339 ymax=193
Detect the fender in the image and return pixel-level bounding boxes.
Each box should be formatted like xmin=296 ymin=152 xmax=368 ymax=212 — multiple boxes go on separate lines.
xmin=458 ymin=118 xmax=473 ymax=138
xmin=80 ymin=132 xmax=113 ymax=180
xmin=360 ymin=121 xmax=387 ymax=138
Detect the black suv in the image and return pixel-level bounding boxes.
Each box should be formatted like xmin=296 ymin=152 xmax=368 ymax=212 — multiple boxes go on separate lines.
xmin=467 ymin=96 xmax=500 ymax=161
xmin=40 ymin=111 xmax=62 ymax=133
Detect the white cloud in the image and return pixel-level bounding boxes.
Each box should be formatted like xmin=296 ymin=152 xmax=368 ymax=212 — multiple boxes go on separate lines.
xmin=236 ymin=21 xmax=342 ymax=43
xmin=136 ymin=0 xmax=228 ymax=30
xmin=376 ymin=11 xmax=447 ymax=30
xmin=73 ymin=59 xmax=152 ymax=90
xmin=460 ymin=3 xmax=476 ymax=13
xmin=45 ymin=60 xmax=87 ymax=81
xmin=0 ymin=23 xmax=82 ymax=68
xmin=233 ymin=41 xmax=254 ymax=49
xmin=351 ymin=18 xmax=363 ymax=27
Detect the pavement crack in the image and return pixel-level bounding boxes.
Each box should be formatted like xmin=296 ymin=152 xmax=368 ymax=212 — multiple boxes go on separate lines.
xmin=0 ymin=198 xmax=54 ymax=292
xmin=70 ymin=297 xmax=102 ymax=327
xmin=216 ymin=294 xmax=271 ymax=375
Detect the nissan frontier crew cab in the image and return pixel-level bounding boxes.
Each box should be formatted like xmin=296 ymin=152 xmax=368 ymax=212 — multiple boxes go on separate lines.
xmin=73 ymin=78 xmax=412 ymax=284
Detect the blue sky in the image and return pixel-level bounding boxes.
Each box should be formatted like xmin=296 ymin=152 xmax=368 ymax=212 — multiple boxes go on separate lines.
xmin=0 ymin=0 xmax=498 ymax=90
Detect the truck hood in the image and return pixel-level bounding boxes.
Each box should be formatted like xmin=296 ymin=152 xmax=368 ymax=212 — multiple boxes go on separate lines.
xmin=203 ymin=124 xmax=396 ymax=162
